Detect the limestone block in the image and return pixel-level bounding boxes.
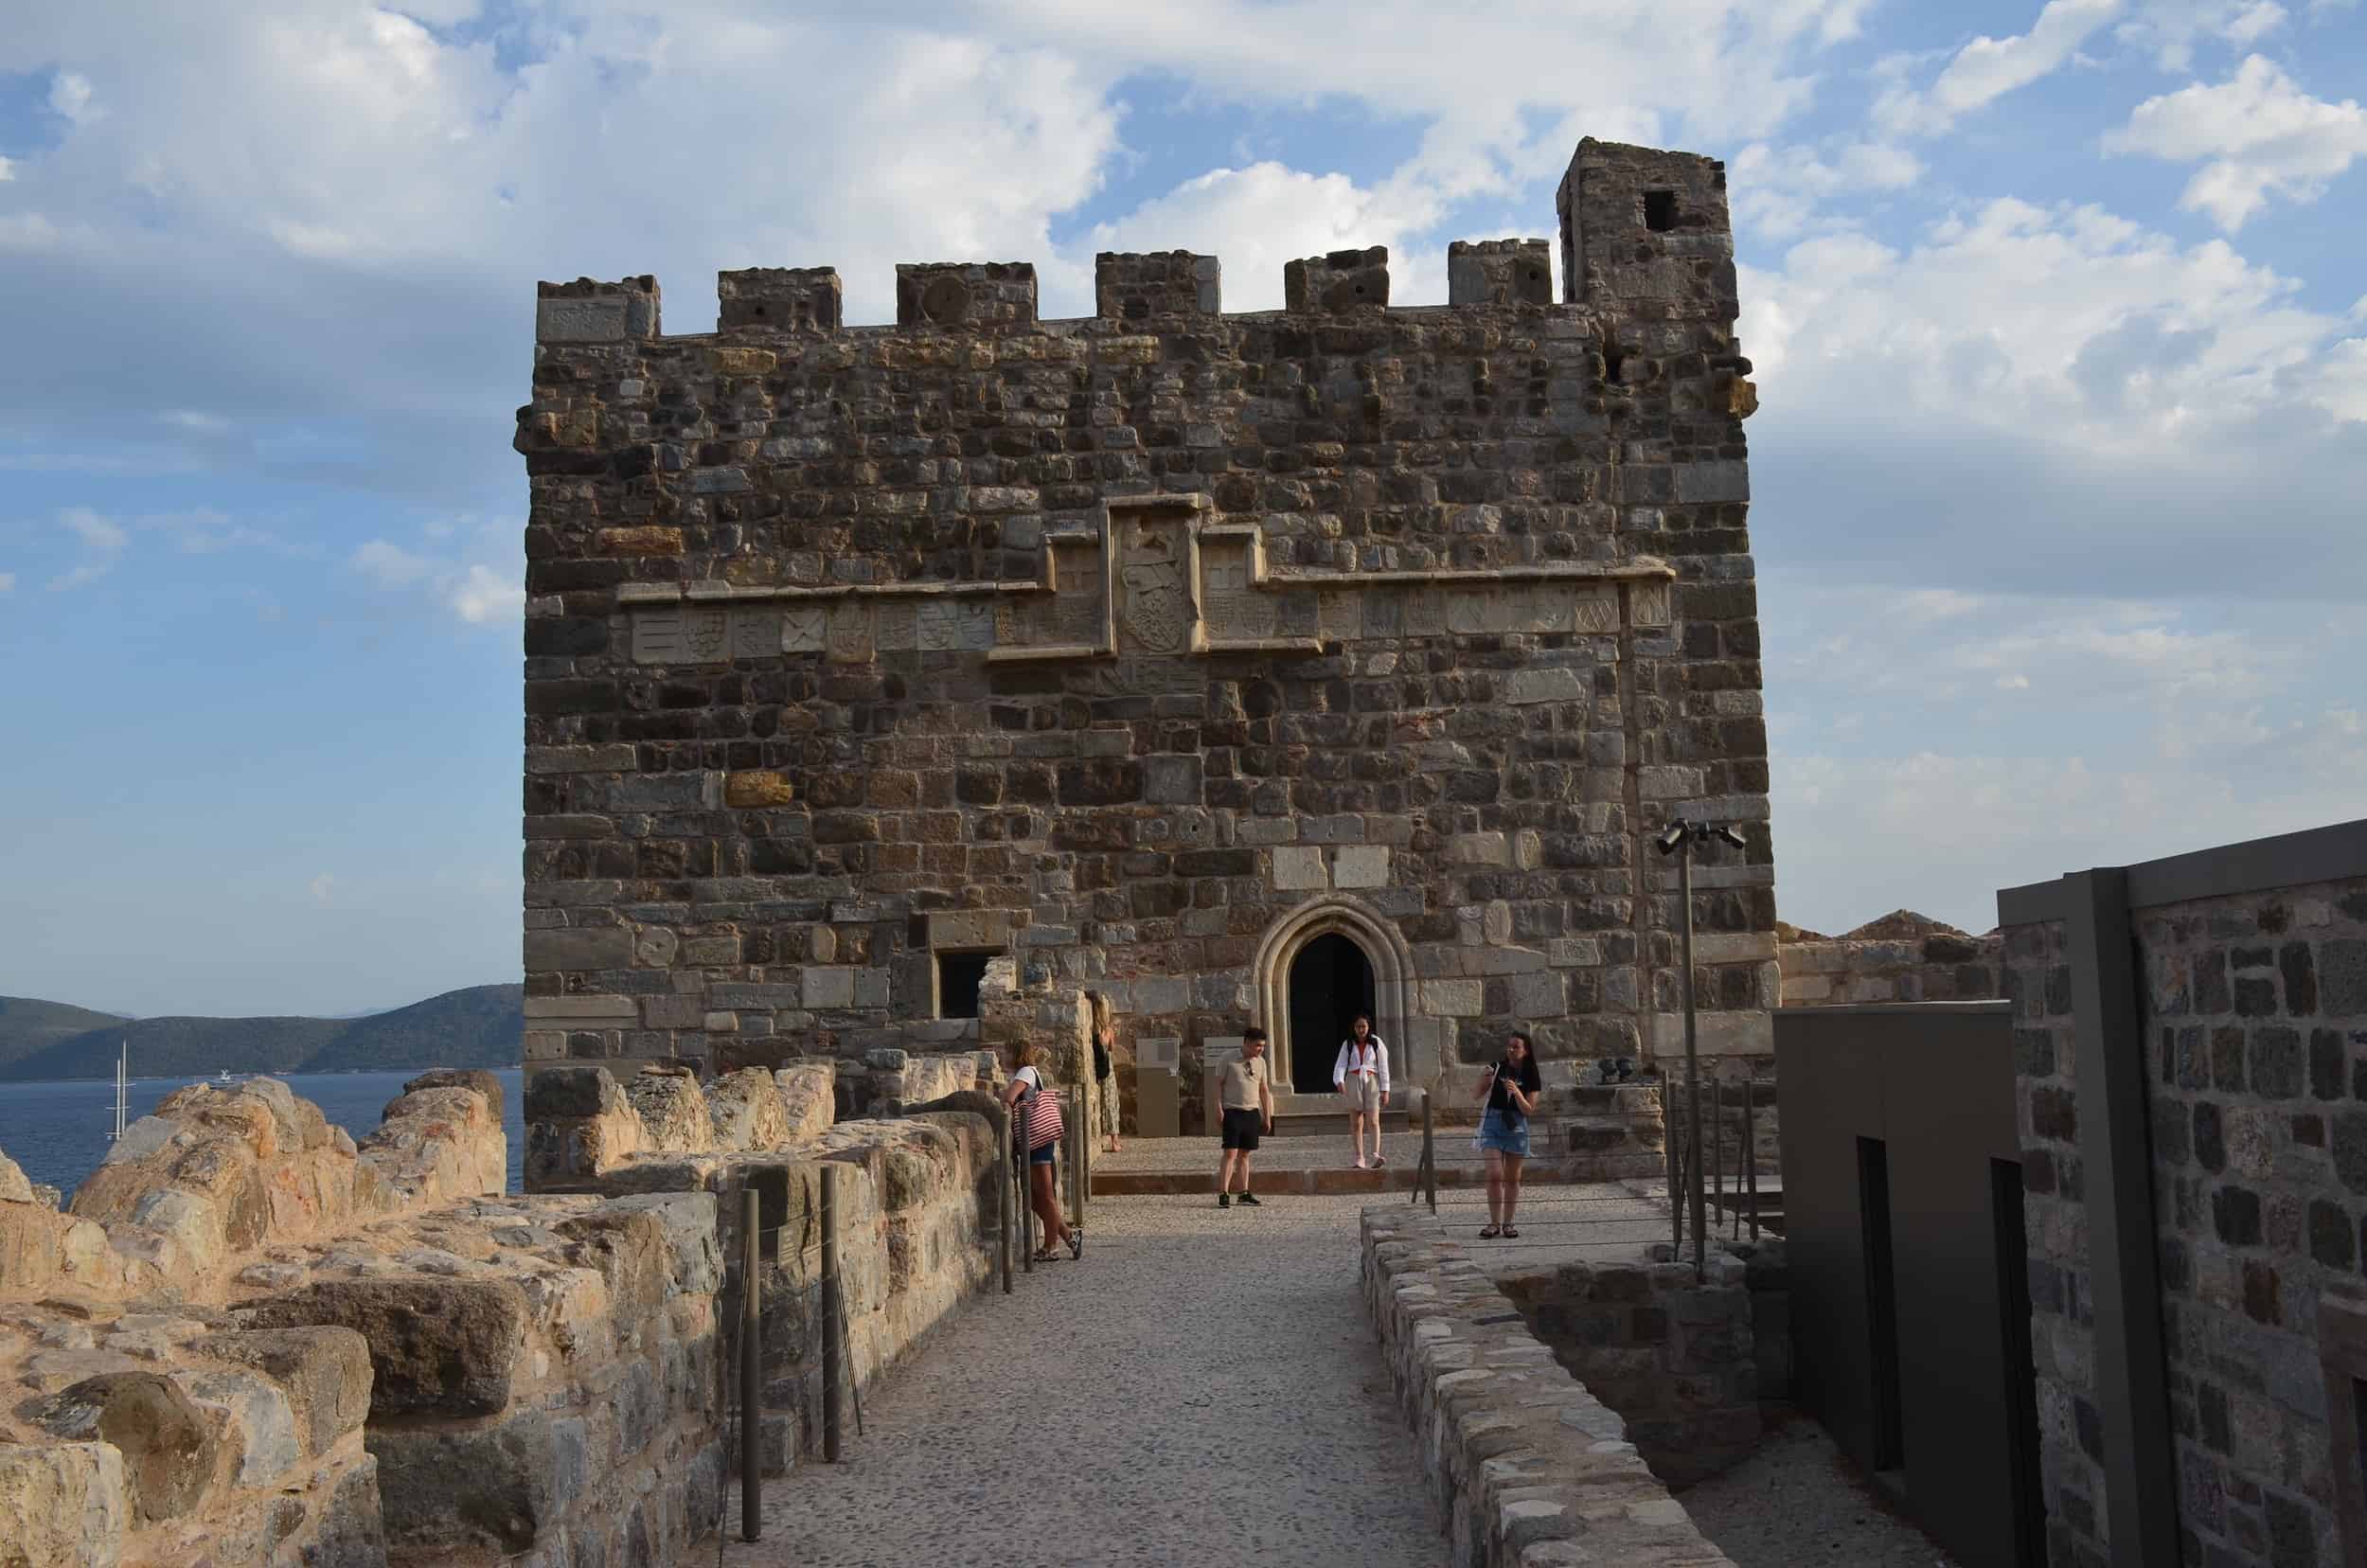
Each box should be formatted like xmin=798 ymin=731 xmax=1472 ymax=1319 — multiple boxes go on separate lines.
xmin=0 ymin=1441 xmax=127 ymax=1568
xmin=1512 ymin=971 xmax=1567 ymax=1019
xmin=1333 ymin=846 xmax=1391 ymax=889
xmin=1273 ymin=846 xmax=1328 ymax=891
xmin=1450 ymin=832 xmax=1508 ymax=865
xmin=1285 ymin=245 xmax=1390 ymax=312
xmin=1426 ymin=980 xmax=1485 ymax=1017
xmin=32 ymin=1372 xmax=221 ymax=1524
xmin=1504 ymin=667 xmax=1587 ymax=704
xmin=186 ymin=1366 xmax=301 ymax=1487
xmin=193 ymin=1327 xmax=374 ymax=1458
xmin=804 ymin=967 xmax=857 ymax=1009
xmin=369 ymin=1407 xmax=556 ymax=1559
xmin=240 ymin=1278 xmax=530 ymax=1417
xmin=525 ymin=926 xmax=635 ymax=972
xmin=402 ymin=1068 xmax=505 ymax=1120
xmin=592 ymin=1192 xmax=722 ymax=1297
xmin=706 ymin=1067 xmax=791 ymax=1151
xmin=553 ymin=1208 xmax=673 ymax=1322
xmin=775 ymin=1063 xmax=838 ymax=1142
xmin=626 ymin=1069 xmax=715 ymax=1154
xmin=726 ymin=769 xmax=796 ymax=807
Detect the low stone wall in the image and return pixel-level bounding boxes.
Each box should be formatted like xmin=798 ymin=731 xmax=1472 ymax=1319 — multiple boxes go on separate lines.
xmin=1361 ymin=1209 xmax=1738 ymax=1567
xmin=526 ymin=1062 xmax=1003 ymax=1471
xmin=4 ymin=1070 xmax=506 ymax=1305
xmin=1493 ymin=1243 xmax=1772 ymax=1486
xmin=0 ymin=1074 xmax=725 ymax=1567
xmin=1777 ymin=910 xmax=2002 ymax=1007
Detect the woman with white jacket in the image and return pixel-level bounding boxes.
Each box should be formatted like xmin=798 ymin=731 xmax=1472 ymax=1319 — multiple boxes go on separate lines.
xmin=1333 ymin=1014 xmax=1390 ymax=1169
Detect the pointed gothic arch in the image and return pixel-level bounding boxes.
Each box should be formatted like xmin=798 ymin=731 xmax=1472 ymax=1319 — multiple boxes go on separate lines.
xmin=1253 ymin=894 xmax=1418 ymax=1102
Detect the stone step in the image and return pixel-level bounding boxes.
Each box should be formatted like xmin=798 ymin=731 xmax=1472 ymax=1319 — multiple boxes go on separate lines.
xmin=1265 ymin=1110 xmax=1413 ymax=1137
xmin=1091 ymin=1154 xmax=1664 ymax=1197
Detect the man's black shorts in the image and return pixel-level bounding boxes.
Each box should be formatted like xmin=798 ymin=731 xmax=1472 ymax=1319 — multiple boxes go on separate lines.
xmin=1221 ymin=1107 xmax=1264 ymax=1150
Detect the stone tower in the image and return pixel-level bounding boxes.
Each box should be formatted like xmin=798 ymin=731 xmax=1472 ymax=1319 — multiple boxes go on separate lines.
xmin=514 ymin=136 xmax=1771 ymax=1135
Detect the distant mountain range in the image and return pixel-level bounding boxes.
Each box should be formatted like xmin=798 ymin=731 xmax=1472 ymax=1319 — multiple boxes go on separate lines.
xmin=0 ymin=985 xmax=524 ymax=1081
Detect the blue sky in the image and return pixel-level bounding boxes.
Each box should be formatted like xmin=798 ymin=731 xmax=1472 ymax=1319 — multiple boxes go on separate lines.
xmin=3 ymin=0 xmax=2362 ymax=1017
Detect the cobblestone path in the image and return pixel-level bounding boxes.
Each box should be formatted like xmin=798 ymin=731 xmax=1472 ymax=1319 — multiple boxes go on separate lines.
xmin=719 ymin=1192 xmax=1446 ymax=1568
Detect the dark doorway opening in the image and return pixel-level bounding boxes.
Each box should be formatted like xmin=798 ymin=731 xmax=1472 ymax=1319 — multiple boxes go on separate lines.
xmin=1288 ymin=934 xmax=1376 ymax=1094
xmin=1859 ymin=1135 xmax=1905 ymax=1473
xmin=936 ymin=952 xmax=990 ymax=1019
xmin=1993 ymin=1157 xmax=2047 ymax=1567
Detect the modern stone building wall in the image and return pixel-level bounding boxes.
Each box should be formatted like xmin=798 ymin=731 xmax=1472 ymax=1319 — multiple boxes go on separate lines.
xmin=515 ymin=136 xmax=1774 ymax=1131
xmin=2002 ymin=824 xmax=2367 ymax=1568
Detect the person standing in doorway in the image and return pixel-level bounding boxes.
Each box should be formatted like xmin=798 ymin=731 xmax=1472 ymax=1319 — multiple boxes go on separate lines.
xmin=1217 ymin=1026 xmax=1274 ymax=1208
xmin=1333 ymin=1013 xmax=1391 ymax=1169
xmin=1476 ymin=1030 xmax=1543 ymax=1239
xmin=1000 ymin=1042 xmax=1080 ymax=1260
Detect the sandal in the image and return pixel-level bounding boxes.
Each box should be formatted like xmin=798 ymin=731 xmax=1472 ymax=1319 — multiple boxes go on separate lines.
xmin=1478 ymin=1224 xmax=1502 ymax=1239
xmin=1068 ymin=1226 xmax=1084 ymax=1261
xmin=1032 ymin=1247 xmax=1060 ymax=1263
xmin=1503 ymin=1226 xmax=1521 ymax=1239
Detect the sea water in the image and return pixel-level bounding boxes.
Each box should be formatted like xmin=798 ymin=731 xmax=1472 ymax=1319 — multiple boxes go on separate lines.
xmin=0 ymin=1069 xmax=527 ymax=1198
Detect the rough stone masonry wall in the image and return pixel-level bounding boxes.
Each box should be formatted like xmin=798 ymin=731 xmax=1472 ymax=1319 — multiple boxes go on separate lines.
xmin=523 ymin=1056 xmax=1003 ymax=1469
xmin=1777 ymin=910 xmax=2003 ymax=1007
xmin=0 ymin=1075 xmax=729 ymax=1568
xmin=2010 ymin=878 xmax=2367 ymax=1568
xmin=1361 ymin=1208 xmax=1737 ymax=1567
xmin=514 ymin=136 xmax=1775 ymax=1131
xmin=1493 ymin=1242 xmax=1771 ymax=1486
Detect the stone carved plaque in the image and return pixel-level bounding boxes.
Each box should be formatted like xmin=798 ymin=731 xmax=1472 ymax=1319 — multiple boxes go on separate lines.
xmin=1116 ymin=512 xmax=1194 ymax=653
xmin=783 ymin=607 xmax=827 ymax=653
xmin=826 ymin=601 xmax=874 ymax=663
xmin=1573 ymin=588 xmax=1619 ymax=634
xmin=916 ymin=601 xmax=958 ymax=651
xmin=1200 ymin=542 xmax=1274 ymax=639
xmin=686 ymin=607 xmax=730 ymax=661
xmin=998 ymin=537 xmax=1108 ymax=650
xmin=634 ymin=608 xmax=688 ymax=663
xmin=1629 ymin=579 xmax=1672 ymax=628
xmin=874 ymin=601 xmax=917 ymax=652
xmin=729 ymin=606 xmax=780 ymax=658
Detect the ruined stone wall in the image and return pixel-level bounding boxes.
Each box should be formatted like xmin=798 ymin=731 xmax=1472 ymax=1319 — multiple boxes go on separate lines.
xmin=1777 ymin=911 xmax=2003 ymax=1007
xmin=522 ymin=1059 xmax=1004 ymax=1470
xmin=0 ymin=1074 xmax=728 ymax=1567
xmin=516 ymin=137 xmax=1774 ymax=1131
xmin=1361 ymin=1208 xmax=1739 ymax=1566
xmin=2009 ymin=874 xmax=2367 ymax=1568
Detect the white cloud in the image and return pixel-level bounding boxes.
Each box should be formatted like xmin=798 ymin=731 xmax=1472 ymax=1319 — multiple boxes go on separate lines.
xmin=2116 ymin=0 xmax=2287 ymax=68
xmin=46 ymin=505 xmax=127 ymax=591
xmin=47 ymin=70 xmax=99 ymax=126
xmin=354 ymin=529 xmax=521 ymax=626
xmin=352 ymin=539 xmax=435 ymax=588
xmin=0 ymin=572 xmax=14 ymax=593
xmin=1876 ymin=0 xmax=2123 ymax=135
xmin=0 ymin=155 xmax=14 ymax=183
xmin=447 ymin=563 xmax=521 ymax=625
xmin=1997 ymin=673 xmax=2032 ymax=689
xmin=1730 ymin=140 xmax=1925 ymax=238
xmin=310 ymin=872 xmax=334 ymax=905
xmin=2105 ymin=56 xmax=2367 ymax=231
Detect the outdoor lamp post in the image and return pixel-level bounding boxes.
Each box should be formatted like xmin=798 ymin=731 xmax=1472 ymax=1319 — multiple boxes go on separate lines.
xmin=1654 ymin=817 xmax=1750 ymax=1275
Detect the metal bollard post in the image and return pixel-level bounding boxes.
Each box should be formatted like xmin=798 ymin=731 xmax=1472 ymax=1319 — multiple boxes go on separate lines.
xmin=1713 ymin=1079 xmax=1725 ymax=1231
xmin=998 ymin=1107 xmax=1013 ymax=1294
xmin=1421 ymin=1090 xmax=1436 ymax=1214
xmin=1067 ymin=1084 xmax=1084 ymax=1233
xmin=1664 ymin=1078 xmax=1682 ymax=1254
xmin=1744 ymin=1078 xmax=1759 ymax=1241
xmin=739 ymin=1185 xmax=761 ymax=1541
xmin=1019 ymin=1118 xmax=1035 ymax=1274
xmin=821 ymin=1164 xmax=842 ymax=1464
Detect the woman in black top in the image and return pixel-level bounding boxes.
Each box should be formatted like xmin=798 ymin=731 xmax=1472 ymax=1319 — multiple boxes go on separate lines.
xmin=1474 ymin=1031 xmax=1542 ymax=1238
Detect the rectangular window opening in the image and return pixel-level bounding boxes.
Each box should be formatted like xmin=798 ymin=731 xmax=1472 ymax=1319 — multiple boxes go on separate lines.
xmin=1645 ymin=189 xmax=1679 ymax=232
xmin=1859 ymin=1134 xmax=1905 ymax=1472
xmin=935 ymin=951 xmax=992 ymax=1020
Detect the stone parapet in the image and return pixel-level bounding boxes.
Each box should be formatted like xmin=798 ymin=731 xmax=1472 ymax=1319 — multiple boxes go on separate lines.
xmin=1361 ymin=1208 xmax=1737 ymax=1566
xmin=0 ymin=1076 xmax=721 ymax=1568
xmin=1776 ymin=910 xmax=2002 ymax=1007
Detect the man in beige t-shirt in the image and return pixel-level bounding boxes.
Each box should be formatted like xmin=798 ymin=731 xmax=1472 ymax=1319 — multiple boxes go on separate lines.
xmin=1217 ymin=1026 xmax=1275 ymax=1209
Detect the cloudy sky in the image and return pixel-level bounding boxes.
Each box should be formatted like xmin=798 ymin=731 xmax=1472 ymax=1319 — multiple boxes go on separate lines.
xmin=2 ymin=0 xmax=2361 ymax=1017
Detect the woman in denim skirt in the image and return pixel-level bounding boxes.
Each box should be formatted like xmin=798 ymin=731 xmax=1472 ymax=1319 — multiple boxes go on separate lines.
xmin=1475 ymin=1031 xmax=1542 ymax=1238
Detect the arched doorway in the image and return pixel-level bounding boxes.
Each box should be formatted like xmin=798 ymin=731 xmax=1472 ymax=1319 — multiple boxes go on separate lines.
xmin=1252 ymin=894 xmax=1418 ymax=1103
xmin=1286 ymin=933 xmax=1377 ymax=1093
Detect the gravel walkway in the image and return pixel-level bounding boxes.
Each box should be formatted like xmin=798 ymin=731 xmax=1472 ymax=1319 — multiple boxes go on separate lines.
xmin=1680 ymin=1408 xmax=1960 ymax=1567
xmin=717 ymin=1192 xmax=1445 ymax=1568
